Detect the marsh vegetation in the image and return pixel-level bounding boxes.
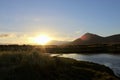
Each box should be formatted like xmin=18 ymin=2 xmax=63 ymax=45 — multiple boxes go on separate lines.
xmin=0 ymin=46 xmax=119 ymax=80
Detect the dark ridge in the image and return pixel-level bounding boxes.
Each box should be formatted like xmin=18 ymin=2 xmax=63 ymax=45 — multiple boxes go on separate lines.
xmin=71 ymin=33 xmax=120 ymax=45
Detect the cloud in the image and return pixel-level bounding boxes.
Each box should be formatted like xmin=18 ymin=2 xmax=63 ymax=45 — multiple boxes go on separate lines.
xmin=75 ymin=31 xmax=82 ymax=34
xmin=0 ymin=34 xmax=15 ymax=38
xmin=74 ymin=30 xmax=85 ymax=36
xmin=0 ymin=34 xmax=9 ymax=37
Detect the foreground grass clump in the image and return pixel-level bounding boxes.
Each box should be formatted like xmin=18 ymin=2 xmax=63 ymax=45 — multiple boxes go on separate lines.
xmin=0 ymin=51 xmax=119 ymax=80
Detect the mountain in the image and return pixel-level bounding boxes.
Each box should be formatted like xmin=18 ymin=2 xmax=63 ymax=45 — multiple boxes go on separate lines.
xmin=47 ymin=40 xmax=70 ymax=45
xmin=71 ymin=33 xmax=120 ymax=45
xmin=105 ymin=34 xmax=120 ymax=43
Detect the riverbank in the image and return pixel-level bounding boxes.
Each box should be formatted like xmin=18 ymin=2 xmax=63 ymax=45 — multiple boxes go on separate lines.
xmin=51 ymin=53 xmax=120 ymax=77
xmin=0 ymin=51 xmax=119 ymax=80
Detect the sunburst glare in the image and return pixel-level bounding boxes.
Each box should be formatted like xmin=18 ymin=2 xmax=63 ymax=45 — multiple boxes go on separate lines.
xmin=32 ymin=35 xmax=51 ymax=45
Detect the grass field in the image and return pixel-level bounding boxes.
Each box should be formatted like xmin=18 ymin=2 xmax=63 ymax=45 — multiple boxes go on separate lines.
xmin=0 ymin=48 xmax=119 ymax=80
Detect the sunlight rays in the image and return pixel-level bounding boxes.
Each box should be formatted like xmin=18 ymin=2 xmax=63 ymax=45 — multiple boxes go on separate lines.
xmin=30 ymin=34 xmax=51 ymax=45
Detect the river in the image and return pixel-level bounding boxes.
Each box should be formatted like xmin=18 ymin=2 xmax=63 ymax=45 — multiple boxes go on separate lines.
xmin=51 ymin=53 xmax=120 ymax=76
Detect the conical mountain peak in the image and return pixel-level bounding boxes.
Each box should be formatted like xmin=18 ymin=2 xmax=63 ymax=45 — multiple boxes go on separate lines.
xmin=80 ymin=33 xmax=102 ymax=40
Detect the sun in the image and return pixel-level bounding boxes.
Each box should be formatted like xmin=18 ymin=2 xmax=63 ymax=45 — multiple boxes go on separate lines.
xmin=33 ymin=35 xmax=51 ymax=45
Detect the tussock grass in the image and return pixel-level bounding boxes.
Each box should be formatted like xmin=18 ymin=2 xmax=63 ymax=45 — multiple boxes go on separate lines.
xmin=0 ymin=49 xmax=119 ymax=80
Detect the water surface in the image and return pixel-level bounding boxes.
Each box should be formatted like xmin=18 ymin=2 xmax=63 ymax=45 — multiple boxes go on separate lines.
xmin=51 ymin=53 xmax=120 ymax=76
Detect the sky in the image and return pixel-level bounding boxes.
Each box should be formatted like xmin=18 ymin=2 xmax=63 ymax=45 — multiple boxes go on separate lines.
xmin=0 ymin=0 xmax=120 ymax=44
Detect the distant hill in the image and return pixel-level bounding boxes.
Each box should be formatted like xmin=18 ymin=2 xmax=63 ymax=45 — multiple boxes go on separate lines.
xmin=105 ymin=34 xmax=120 ymax=43
xmin=47 ymin=33 xmax=120 ymax=45
xmin=47 ymin=40 xmax=70 ymax=45
xmin=71 ymin=33 xmax=120 ymax=45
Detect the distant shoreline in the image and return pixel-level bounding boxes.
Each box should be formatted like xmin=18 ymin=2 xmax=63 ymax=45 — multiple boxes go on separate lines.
xmin=0 ymin=44 xmax=120 ymax=53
